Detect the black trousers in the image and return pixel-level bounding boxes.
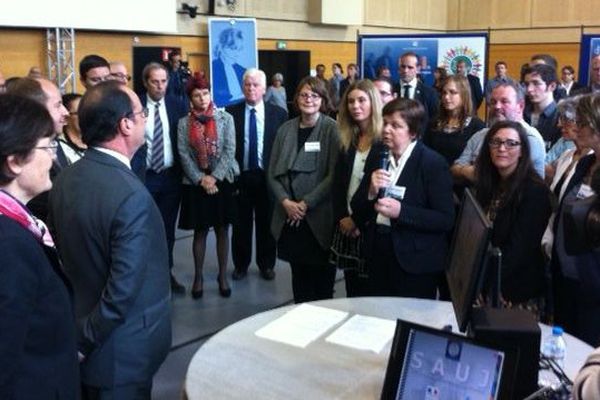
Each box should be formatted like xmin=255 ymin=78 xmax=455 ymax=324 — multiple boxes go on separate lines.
xmin=146 ymin=168 xmax=181 ymax=269
xmin=232 ymin=170 xmax=276 ymax=272
xmin=369 ymin=230 xmax=439 ymax=299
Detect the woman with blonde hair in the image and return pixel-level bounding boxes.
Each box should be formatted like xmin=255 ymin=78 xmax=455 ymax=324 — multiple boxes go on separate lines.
xmin=424 ymin=75 xmax=485 ymax=166
xmin=332 ymin=79 xmax=383 ymax=296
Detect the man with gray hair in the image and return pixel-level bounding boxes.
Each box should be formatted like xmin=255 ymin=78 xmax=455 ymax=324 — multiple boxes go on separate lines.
xmin=226 ymin=68 xmax=287 ymax=281
xmin=451 ymin=80 xmax=546 ymax=184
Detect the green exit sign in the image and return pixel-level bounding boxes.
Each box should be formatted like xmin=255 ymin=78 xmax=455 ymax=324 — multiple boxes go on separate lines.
xmin=276 ymin=41 xmax=287 ymax=50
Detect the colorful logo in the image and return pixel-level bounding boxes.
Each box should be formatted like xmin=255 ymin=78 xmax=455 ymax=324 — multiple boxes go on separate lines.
xmin=442 ymin=46 xmax=483 ymax=76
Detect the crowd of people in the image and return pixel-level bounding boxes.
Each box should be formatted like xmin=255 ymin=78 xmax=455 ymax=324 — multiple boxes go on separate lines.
xmin=2 ymin=49 xmax=600 ymax=398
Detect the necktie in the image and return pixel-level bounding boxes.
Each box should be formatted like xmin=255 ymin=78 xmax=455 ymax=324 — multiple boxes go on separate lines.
xmin=248 ymin=108 xmax=258 ymax=170
xmin=403 ymin=84 xmax=411 ymax=99
xmin=151 ymin=102 xmax=164 ymax=173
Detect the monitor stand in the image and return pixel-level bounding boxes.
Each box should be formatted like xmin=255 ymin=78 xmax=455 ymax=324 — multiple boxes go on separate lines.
xmin=469 ymin=307 xmax=541 ymax=400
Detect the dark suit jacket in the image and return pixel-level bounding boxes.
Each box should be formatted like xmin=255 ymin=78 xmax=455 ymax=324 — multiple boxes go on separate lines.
xmin=0 ymin=216 xmax=79 ymax=399
xmin=351 ymin=141 xmax=455 ymax=274
xmin=490 ymin=177 xmax=552 ymax=302
xmin=225 ymin=100 xmax=288 ymax=173
xmin=49 ymin=148 xmax=172 ymax=388
xmin=467 ymin=74 xmax=484 ymax=111
xmin=131 ymin=94 xmax=186 ymax=180
xmin=393 ymin=81 xmax=440 ymax=133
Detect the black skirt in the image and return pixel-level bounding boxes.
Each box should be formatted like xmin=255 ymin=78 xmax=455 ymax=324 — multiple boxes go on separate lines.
xmin=179 ymin=181 xmax=236 ymax=230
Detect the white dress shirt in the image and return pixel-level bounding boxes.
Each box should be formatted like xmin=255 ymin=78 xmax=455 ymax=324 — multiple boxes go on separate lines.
xmin=94 ymin=146 xmax=131 ymax=169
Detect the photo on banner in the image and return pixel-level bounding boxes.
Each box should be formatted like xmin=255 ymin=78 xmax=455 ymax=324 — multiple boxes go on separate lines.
xmin=208 ymin=18 xmax=258 ymax=107
xmin=578 ymin=34 xmax=600 ymax=87
xmin=358 ymin=34 xmax=488 ymax=90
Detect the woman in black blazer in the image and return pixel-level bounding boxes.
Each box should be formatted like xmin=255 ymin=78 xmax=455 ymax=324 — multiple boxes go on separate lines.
xmin=351 ymin=98 xmax=455 ymax=298
xmin=474 ymin=120 xmax=552 ymax=316
xmin=333 ymin=79 xmax=382 ymax=297
xmin=0 ymin=95 xmax=79 ymax=399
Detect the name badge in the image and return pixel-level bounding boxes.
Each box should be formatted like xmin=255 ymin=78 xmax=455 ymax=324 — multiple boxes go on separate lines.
xmin=577 ymin=183 xmax=594 ymax=199
xmin=386 ymin=185 xmax=406 ymax=201
xmin=304 ymin=142 xmax=321 ymax=152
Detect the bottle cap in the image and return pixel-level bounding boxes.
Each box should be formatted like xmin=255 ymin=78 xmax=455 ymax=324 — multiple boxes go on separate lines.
xmin=552 ymin=326 xmax=564 ymax=335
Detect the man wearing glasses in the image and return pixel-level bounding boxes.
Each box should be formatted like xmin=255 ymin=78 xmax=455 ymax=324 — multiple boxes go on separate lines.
xmin=109 ymin=61 xmax=131 ymax=85
xmin=79 ymin=54 xmax=111 ymax=90
xmin=49 ymin=81 xmax=171 ymax=399
xmin=451 ymin=81 xmax=546 ymax=184
xmin=131 ymin=61 xmax=187 ymax=294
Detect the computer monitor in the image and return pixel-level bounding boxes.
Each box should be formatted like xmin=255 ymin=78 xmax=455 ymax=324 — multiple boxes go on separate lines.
xmin=445 ymin=188 xmax=493 ymax=333
xmin=381 ymin=319 xmax=517 ymax=400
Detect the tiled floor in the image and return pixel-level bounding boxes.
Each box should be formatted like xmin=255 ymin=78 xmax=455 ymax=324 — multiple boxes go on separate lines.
xmin=152 ymin=230 xmax=345 ymax=399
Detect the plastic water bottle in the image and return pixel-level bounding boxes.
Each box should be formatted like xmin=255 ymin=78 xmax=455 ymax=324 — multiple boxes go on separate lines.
xmin=539 ymin=326 xmax=567 ymax=389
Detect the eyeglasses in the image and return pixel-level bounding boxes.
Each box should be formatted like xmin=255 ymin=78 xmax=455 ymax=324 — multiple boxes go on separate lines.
xmin=110 ymin=73 xmax=132 ymax=82
xmin=128 ymin=107 xmax=149 ymax=119
xmin=559 ymin=116 xmax=575 ymax=125
xmin=35 ymin=139 xmax=59 ymax=154
xmin=576 ymin=119 xmax=590 ymax=128
xmin=489 ymin=138 xmax=521 ymax=149
xmin=299 ymin=92 xmax=321 ymax=100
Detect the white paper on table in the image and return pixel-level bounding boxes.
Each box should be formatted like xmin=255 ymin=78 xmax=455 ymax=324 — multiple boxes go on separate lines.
xmin=255 ymin=303 xmax=349 ymax=348
xmin=325 ymin=314 xmax=396 ymax=353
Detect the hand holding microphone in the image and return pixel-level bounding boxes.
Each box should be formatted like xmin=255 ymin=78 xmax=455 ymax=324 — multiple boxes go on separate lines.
xmin=370 ymin=146 xmax=391 ymax=199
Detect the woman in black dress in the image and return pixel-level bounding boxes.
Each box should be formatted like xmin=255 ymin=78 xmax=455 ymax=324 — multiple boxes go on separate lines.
xmin=424 ymin=75 xmax=485 ymax=166
xmin=178 ymin=76 xmax=239 ymax=298
xmin=474 ymin=120 xmax=552 ymax=317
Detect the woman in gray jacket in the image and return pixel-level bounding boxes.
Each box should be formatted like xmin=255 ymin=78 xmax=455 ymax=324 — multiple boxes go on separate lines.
xmin=178 ymin=76 xmax=239 ymax=299
xmin=268 ymin=76 xmax=340 ymax=303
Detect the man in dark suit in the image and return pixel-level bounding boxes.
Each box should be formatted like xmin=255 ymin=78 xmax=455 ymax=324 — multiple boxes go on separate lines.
xmin=226 ymin=68 xmax=288 ymax=281
xmin=456 ymin=59 xmax=484 ymax=112
xmin=49 ymin=81 xmax=172 ymax=399
xmin=394 ymin=52 xmax=439 ymax=133
xmin=131 ymin=62 xmax=187 ymax=293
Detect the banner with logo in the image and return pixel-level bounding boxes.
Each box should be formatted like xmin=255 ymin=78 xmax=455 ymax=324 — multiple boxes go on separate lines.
xmin=358 ymin=33 xmax=488 ymax=90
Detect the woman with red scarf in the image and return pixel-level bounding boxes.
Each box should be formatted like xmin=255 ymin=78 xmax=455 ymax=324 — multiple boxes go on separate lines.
xmin=178 ymin=76 xmax=240 ymax=299
xmin=0 ymin=94 xmax=79 ymax=398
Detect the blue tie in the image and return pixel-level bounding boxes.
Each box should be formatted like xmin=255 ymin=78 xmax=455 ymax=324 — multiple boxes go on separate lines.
xmin=248 ymin=108 xmax=258 ymax=170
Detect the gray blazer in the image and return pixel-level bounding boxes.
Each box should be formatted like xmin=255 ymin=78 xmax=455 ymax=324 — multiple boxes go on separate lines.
xmin=177 ymin=108 xmax=240 ymax=185
xmin=48 ymin=148 xmax=172 ymax=388
xmin=268 ymin=113 xmax=340 ymax=249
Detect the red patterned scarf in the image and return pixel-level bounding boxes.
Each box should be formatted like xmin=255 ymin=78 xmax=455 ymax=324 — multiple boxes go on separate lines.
xmin=0 ymin=189 xmax=55 ymax=247
xmin=189 ymin=104 xmax=218 ymax=170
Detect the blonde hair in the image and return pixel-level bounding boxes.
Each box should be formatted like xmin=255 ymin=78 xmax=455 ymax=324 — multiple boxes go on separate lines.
xmin=337 ymin=79 xmax=383 ymax=151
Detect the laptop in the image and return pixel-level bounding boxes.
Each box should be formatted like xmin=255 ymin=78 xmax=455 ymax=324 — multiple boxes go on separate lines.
xmin=380 ymin=319 xmax=517 ymax=400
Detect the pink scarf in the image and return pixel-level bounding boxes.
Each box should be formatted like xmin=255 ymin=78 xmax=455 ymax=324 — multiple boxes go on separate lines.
xmin=0 ymin=190 xmax=55 ymax=247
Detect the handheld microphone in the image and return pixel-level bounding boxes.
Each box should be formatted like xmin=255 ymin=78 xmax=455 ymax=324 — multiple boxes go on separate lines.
xmin=378 ymin=146 xmax=390 ymax=199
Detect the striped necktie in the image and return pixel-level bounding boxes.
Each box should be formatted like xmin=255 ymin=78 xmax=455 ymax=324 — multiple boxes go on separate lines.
xmin=151 ymin=102 xmax=164 ymax=173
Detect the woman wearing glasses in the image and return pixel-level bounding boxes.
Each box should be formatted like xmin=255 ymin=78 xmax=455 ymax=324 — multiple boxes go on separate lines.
xmin=268 ymin=76 xmax=340 ymax=303
xmin=178 ymin=76 xmax=239 ymax=299
xmin=474 ymin=120 xmax=551 ymax=316
xmin=552 ymin=93 xmax=600 ymax=346
xmin=0 ymin=94 xmax=78 ymax=399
